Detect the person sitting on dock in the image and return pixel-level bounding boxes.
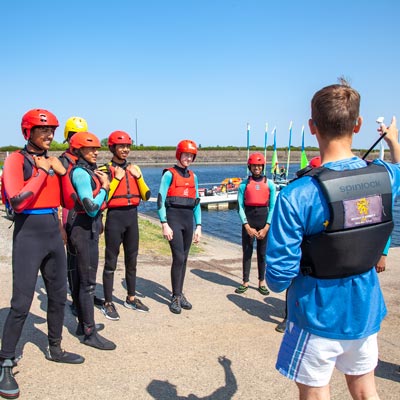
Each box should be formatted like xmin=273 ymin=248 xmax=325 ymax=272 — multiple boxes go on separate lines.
xmin=235 ymin=152 xmax=276 ymax=295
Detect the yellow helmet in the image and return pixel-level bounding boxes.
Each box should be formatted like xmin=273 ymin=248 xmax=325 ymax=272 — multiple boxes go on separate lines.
xmin=64 ymin=116 xmax=88 ymax=141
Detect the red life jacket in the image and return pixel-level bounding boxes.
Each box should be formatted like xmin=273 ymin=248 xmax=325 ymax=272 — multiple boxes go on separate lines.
xmin=165 ymin=167 xmax=197 ymax=208
xmin=59 ymin=152 xmax=79 ymax=210
xmin=106 ymin=163 xmax=141 ymax=208
xmin=59 ymin=150 xmax=78 ymax=169
xmin=0 ymin=174 xmax=6 ymax=204
xmin=3 ymin=150 xmax=61 ymax=212
xmin=70 ymin=165 xmax=107 ymax=213
xmin=244 ymin=176 xmax=270 ymax=207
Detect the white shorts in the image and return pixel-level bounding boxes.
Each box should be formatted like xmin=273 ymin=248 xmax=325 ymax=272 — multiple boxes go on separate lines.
xmin=276 ymin=322 xmax=378 ymax=387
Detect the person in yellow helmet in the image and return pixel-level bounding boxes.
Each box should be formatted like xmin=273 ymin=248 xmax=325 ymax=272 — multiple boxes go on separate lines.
xmin=63 ymin=116 xmax=88 ymax=143
xmin=59 ymin=117 xmax=104 ymax=320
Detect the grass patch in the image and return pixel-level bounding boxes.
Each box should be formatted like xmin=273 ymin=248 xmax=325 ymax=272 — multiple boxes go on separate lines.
xmin=138 ymin=218 xmax=171 ymax=256
xmin=138 ymin=217 xmax=204 ymax=256
xmin=99 ymin=214 xmax=204 ymax=256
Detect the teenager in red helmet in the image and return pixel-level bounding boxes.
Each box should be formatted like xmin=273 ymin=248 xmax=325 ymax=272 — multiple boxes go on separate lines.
xmin=235 ymin=152 xmax=276 ymax=295
xmin=157 ymin=139 xmax=201 ymax=314
xmin=0 ymin=109 xmax=84 ymax=400
xmin=67 ymin=132 xmax=116 ymax=350
xmin=59 ymin=116 xmax=103 ymax=317
xmin=309 ymin=156 xmax=322 ymax=168
xmin=99 ymin=131 xmax=151 ymax=321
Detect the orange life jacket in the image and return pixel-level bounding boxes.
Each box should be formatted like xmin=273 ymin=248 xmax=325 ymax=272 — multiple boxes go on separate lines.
xmin=244 ymin=176 xmax=270 ymax=207
xmin=107 ymin=163 xmax=141 ymax=208
xmin=165 ymin=167 xmax=197 ymax=208
xmin=3 ymin=150 xmax=61 ymax=212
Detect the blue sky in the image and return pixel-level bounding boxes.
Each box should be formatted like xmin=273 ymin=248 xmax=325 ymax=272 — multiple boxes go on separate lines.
xmin=1 ymin=0 xmax=399 ymax=152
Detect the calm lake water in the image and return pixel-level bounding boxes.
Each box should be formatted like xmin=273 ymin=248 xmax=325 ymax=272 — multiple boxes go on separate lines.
xmin=138 ymin=164 xmax=400 ymax=248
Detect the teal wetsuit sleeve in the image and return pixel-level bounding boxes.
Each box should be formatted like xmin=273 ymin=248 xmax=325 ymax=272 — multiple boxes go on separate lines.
xmin=193 ymin=174 xmax=201 ymax=225
xmin=382 ymin=237 xmax=391 ymax=256
xmin=267 ymin=179 xmax=277 ymax=225
xmin=237 ymin=180 xmax=247 ymax=225
xmin=157 ymin=170 xmax=172 ymax=223
xmin=72 ymin=167 xmax=106 ymax=217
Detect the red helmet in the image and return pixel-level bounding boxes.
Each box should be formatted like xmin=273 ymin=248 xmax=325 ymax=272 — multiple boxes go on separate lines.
xmin=176 ymin=139 xmax=197 ymax=161
xmin=309 ymin=156 xmax=322 ymax=168
xmin=108 ymin=130 xmax=132 ymax=146
xmin=21 ymin=109 xmax=59 ymax=140
xmin=247 ymin=152 xmax=265 ymax=165
xmin=69 ymin=131 xmax=101 ymax=150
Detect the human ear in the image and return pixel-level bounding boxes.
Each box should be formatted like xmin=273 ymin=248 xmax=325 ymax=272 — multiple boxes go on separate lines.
xmin=308 ymin=119 xmax=317 ymax=135
xmin=353 ymin=116 xmax=363 ymax=133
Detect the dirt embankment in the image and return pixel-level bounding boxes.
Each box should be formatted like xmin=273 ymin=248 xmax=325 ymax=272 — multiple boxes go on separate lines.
xmin=1 ymin=149 xmax=378 ymax=166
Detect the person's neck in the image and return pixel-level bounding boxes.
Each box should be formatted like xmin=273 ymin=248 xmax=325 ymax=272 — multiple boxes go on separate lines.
xmin=112 ymin=156 xmax=127 ymax=165
xmin=318 ymin=136 xmax=355 ymax=164
xmin=25 ymin=143 xmax=46 ymax=156
xmin=176 ymin=162 xmax=187 ymax=170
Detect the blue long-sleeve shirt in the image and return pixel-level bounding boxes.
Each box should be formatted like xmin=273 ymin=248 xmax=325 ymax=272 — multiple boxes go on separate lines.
xmin=71 ymin=167 xmax=107 ymax=218
xmin=266 ymin=157 xmax=400 ymax=340
xmin=157 ymin=169 xmax=201 ymax=225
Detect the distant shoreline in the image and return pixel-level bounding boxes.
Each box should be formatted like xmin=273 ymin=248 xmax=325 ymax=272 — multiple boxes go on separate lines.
xmin=0 ymin=148 xmax=381 ymax=165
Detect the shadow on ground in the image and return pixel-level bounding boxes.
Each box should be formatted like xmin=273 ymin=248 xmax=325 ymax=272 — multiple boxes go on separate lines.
xmin=227 ymin=294 xmax=284 ymax=323
xmin=0 ymin=307 xmax=48 ymax=360
xmin=147 ymin=356 xmax=237 ymax=399
xmin=375 ymin=358 xmax=400 ymax=383
xmin=191 ymin=268 xmax=285 ymax=323
xmin=190 ymin=269 xmax=237 ymax=288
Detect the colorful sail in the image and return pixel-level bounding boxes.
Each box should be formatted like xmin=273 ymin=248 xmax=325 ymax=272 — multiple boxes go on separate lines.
xmin=270 ymin=127 xmax=278 ymax=174
xmin=300 ymin=125 xmax=309 ymax=169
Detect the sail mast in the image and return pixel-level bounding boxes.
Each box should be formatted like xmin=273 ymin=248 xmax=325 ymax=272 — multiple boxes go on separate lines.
xmin=285 ymin=121 xmax=293 ymax=179
xmin=264 ymin=123 xmax=268 ymax=175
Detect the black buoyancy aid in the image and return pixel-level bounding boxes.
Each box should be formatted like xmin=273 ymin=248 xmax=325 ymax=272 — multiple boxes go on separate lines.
xmin=6 ymin=149 xmax=61 ymax=211
xmin=300 ymin=164 xmax=393 ymax=279
xmin=165 ymin=167 xmax=197 ymax=208
xmin=244 ymin=176 xmax=270 ymax=206
xmin=70 ymin=162 xmax=106 ymax=213
xmin=106 ymin=162 xmax=141 ymax=208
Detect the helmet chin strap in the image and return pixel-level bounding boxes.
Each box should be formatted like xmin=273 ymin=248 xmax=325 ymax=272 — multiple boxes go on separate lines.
xmin=27 ymin=139 xmax=46 ymax=155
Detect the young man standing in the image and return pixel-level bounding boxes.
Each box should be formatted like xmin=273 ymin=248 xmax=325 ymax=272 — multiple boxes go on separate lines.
xmin=266 ymin=79 xmax=400 ymax=399
xmin=0 ymin=109 xmax=84 ymax=399
xmin=235 ymin=152 xmax=276 ymax=295
xmin=100 ymin=131 xmax=151 ymax=320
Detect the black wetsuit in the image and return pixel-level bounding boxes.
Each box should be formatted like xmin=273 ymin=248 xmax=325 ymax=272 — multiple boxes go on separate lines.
xmin=0 ymin=149 xmax=67 ymax=359
xmin=68 ymin=159 xmax=107 ymax=335
xmin=103 ymin=206 xmax=139 ymax=301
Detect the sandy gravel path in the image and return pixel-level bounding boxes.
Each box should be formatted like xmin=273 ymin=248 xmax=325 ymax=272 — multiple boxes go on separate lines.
xmin=0 ymin=207 xmax=399 ymax=399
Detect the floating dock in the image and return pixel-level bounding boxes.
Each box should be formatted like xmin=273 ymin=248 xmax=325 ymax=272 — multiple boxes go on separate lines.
xmin=198 ymin=193 xmax=238 ymax=210
xmin=148 ymin=193 xmax=238 ymax=211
